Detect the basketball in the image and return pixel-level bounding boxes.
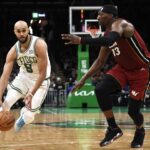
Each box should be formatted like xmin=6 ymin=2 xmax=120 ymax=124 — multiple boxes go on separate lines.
xmin=0 ymin=111 xmax=15 ymax=131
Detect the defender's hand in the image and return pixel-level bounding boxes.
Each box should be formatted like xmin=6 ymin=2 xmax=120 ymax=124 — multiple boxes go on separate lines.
xmin=61 ymin=34 xmax=81 ymax=45
xmin=71 ymin=80 xmax=85 ymax=93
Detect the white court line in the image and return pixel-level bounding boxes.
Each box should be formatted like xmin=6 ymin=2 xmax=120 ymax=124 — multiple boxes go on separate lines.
xmin=0 ymin=139 xmax=150 ymax=148
xmin=0 ymin=140 xmax=99 ymax=148
xmin=0 ymin=142 xmax=71 ymax=148
xmin=42 ymin=108 xmax=57 ymax=114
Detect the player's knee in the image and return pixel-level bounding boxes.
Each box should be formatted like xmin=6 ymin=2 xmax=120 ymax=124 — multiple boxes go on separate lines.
xmin=95 ymin=84 xmax=112 ymax=111
xmin=4 ymin=91 xmax=22 ymax=111
xmin=128 ymin=103 xmax=140 ymax=118
xmin=95 ymin=84 xmax=107 ymax=99
xmin=128 ymin=107 xmax=135 ymax=117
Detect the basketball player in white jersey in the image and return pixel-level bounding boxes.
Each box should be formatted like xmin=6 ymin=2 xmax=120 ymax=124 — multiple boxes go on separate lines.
xmin=0 ymin=20 xmax=51 ymax=131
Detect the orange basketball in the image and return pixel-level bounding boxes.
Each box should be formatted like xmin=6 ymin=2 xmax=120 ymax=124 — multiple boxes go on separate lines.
xmin=0 ymin=111 xmax=15 ymax=131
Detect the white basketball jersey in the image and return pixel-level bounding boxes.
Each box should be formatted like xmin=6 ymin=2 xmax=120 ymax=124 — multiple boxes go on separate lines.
xmin=15 ymin=35 xmax=51 ymax=80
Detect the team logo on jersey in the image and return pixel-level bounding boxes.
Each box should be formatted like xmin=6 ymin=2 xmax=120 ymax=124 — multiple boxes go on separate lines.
xmin=29 ymin=50 xmax=34 ymax=54
xmin=17 ymin=56 xmax=37 ymax=65
xmin=131 ymin=90 xmax=139 ymax=97
xmin=140 ymin=68 xmax=146 ymax=71
xmin=109 ymin=42 xmax=118 ymax=49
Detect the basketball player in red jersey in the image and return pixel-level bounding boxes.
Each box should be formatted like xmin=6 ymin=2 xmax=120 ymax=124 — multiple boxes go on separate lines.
xmin=62 ymin=5 xmax=150 ymax=148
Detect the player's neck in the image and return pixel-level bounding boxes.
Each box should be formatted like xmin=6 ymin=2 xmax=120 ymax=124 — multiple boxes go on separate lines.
xmin=106 ymin=18 xmax=116 ymax=30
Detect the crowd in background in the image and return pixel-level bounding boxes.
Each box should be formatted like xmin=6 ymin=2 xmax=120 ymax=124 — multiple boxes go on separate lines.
xmin=0 ymin=0 xmax=150 ymax=107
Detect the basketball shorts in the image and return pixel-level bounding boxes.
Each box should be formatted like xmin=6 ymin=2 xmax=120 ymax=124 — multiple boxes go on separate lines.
xmin=5 ymin=73 xmax=50 ymax=111
xmin=107 ymin=64 xmax=149 ymax=100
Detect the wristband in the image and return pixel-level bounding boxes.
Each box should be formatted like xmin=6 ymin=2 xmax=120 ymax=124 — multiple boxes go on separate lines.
xmin=29 ymin=92 xmax=33 ymax=97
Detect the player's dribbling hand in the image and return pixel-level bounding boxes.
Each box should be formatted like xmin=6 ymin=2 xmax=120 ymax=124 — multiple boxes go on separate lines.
xmin=61 ymin=34 xmax=81 ymax=45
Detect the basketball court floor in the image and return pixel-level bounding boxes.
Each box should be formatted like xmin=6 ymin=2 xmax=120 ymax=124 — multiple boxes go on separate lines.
xmin=0 ymin=107 xmax=150 ymax=150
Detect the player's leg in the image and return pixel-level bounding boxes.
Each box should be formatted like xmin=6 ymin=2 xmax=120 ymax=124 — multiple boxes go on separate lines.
xmin=128 ymin=98 xmax=145 ymax=148
xmin=2 ymin=89 xmax=23 ymax=111
xmin=14 ymin=80 xmax=50 ymax=132
xmin=95 ymin=65 xmax=127 ymax=147
xmin=127 ymin=68 xmax=149 ymax=148
xmin=1 ymin=77 xmax=28 ymax=111
xmin=95 ymin=74 xmax=123 ymax=147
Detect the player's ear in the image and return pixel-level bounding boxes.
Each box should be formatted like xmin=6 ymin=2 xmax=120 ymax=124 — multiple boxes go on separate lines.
xmin=14 ymin=29 xmax=17 ymax=35
xmin=112 ymin=14 xmax=116 ymax=19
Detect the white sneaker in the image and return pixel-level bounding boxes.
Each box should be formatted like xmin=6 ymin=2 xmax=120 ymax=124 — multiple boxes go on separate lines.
xmin=14 ymin=115 xmax=25 ymax=132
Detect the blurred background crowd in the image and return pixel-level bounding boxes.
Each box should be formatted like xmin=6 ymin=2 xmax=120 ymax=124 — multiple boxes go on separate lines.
xmin=0 ymin=0 xmax=150 ymax=107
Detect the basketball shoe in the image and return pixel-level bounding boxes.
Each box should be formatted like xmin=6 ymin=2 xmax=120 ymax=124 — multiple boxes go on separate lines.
xmin=100 ymin=126 xmax=123 ymax=147
xmin=14 ymin=115 xmax=25 ymax=132
xmin=131 ymin=127 xmax=145 ymax=148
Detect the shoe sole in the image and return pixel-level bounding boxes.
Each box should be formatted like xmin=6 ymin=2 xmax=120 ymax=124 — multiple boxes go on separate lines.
xmin=14 ymin=116 xmax=25 ymax=132
xmin=100 ymin=132 xmax=123 ymax=147
xmin=131 ymin=144 xmax=142 ymax=148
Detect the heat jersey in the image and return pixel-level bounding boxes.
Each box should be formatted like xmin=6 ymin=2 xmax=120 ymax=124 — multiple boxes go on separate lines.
xmin=107 ymin=30 xmax=150 ymax=70
xmin=15 ymin=35 xmax=51 ymax=80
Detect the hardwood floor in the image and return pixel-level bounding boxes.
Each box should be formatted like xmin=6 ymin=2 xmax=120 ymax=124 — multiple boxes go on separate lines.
xmin=0 ymin=107 xmax=149 ymax=150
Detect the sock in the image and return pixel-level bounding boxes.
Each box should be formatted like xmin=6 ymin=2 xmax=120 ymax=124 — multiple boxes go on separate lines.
xmin=136 ymin=126 xmax=145 ymax=132
xmin=107 ymin=117 xmax=118 ymax=128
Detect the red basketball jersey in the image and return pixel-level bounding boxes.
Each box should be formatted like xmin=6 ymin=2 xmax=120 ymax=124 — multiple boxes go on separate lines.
xmin=107 ymin=30 xmax=150 ymax=70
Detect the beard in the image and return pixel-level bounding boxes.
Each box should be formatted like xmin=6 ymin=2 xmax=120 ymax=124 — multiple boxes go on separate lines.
xmin=19 ymin=35 xmax=28 ymax=44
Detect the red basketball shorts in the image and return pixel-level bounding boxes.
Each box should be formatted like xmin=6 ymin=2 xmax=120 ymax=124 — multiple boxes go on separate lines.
xmin=107 ymin=64 xmax=149 ymax=100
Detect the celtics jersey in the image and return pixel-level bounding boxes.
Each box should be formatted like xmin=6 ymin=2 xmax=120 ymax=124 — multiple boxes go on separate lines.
xmin=15 ymin=35 xmax=51 ymax=80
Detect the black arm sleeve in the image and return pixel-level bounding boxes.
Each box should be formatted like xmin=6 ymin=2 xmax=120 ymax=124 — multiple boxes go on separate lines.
xmin=81 ymin=31 xmax=120 ymax=46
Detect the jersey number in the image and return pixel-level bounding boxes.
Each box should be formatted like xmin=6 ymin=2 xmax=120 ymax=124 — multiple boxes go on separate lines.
xmin=24 ymin=64 xmax=33 ymax=73
xmin=112 ymin=47 xmax=120 ymax=56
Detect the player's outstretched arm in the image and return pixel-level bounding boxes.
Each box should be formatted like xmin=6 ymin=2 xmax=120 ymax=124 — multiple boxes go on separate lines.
xmin=61 ymin=34 xmax=81 ymax=45
xmin=61 ymin=20 xmax=134 ymax=46
xmin=71 ymin=46 xmax=110 ymax=93
xmin=61 ymin=31 xmax=120 ymax=46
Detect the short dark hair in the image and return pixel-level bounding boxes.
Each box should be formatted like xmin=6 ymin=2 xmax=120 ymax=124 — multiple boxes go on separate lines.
xmin=99 ymin=5 xmax=118 ymax=17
